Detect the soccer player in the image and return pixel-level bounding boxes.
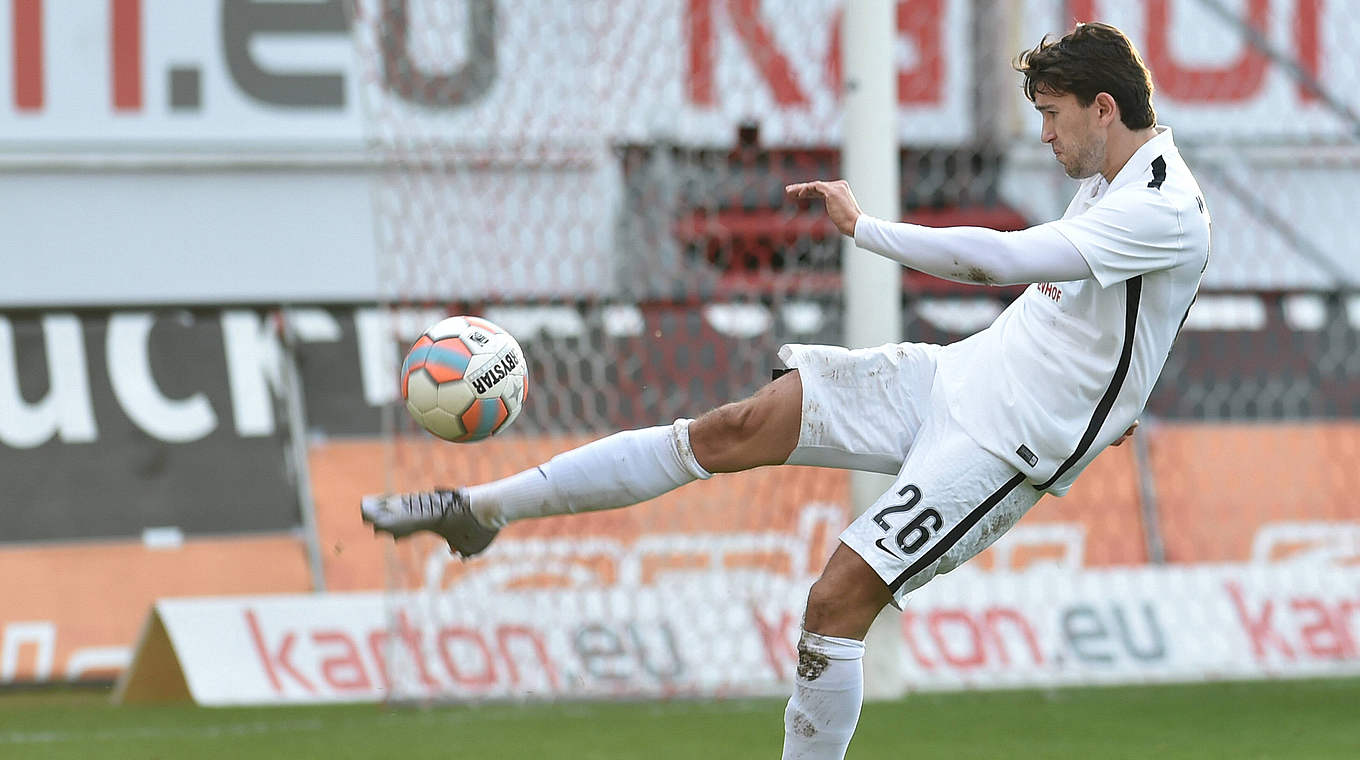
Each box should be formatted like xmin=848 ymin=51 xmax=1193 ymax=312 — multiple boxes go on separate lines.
xmin=363 ymin=22 xmax=1209 ymax=759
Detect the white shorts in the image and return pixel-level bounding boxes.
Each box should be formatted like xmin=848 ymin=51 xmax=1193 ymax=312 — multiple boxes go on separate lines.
xmin=780 ymin=342 xmax=1042 ymax=607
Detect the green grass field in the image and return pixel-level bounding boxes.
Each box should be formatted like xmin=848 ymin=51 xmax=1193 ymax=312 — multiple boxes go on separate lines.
xmin=2 ymin=679 xmax=1357 ymax=759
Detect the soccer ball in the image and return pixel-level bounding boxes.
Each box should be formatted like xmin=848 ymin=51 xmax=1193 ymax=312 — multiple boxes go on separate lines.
xmin=400 ymin=315 xmax=528 ymax=442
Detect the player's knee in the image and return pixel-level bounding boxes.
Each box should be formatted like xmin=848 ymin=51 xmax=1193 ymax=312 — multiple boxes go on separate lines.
xmin=804 ymin=575 xmax=883 ymax=637
xmin=803 ymin=549 xmax=892 ymax=639
xmin=802 ymin=576 xmax=842 ymax=632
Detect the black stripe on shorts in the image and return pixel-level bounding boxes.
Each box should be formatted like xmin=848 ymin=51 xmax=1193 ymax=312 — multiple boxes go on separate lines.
xmin=887 ymin=471 xmax=1027 ymax=594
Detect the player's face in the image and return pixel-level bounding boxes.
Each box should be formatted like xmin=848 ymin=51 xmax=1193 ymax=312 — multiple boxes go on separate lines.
xmin=1034 ymin=90 xmax=1105 ymax=179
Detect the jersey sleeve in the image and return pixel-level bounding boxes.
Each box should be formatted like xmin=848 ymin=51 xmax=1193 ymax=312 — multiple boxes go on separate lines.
xmin=1045 ymin=186 xmax=1185 ymax=288
xmin=853 ymin=215 xmax=1092 ymax=286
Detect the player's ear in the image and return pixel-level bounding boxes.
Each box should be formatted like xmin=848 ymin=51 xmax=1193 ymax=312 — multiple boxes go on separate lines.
xmin=1094 ymin=92 xmax=1119 ymax=128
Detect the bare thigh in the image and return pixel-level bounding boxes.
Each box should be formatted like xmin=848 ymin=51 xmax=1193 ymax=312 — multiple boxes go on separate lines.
xmin=689 ymin=370 xmax=803 ymax=473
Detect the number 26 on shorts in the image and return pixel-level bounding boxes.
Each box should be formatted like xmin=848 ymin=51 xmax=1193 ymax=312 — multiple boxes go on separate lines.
xmin=872 ymin=484 xmax=943 ymax=557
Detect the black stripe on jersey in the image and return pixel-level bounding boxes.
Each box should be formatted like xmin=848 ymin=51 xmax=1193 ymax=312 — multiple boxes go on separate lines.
xmin=1148 ymin=156 xmax=1167 ymax=189
xmin=1035 ymin=275 xmax=1143 ymax=491
xmin=887 ymin=472 xmax=1027 ymax=594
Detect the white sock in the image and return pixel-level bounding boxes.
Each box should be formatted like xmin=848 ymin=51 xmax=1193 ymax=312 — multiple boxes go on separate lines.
xmin=781 ymin=630 xmax=865 ymax=760
xmin=466 ymin=419 xmax=713 ymax=529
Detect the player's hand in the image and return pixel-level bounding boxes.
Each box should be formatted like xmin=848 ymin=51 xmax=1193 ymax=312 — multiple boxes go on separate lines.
xmin=786 ymin=179 xmax=862 ymax=237
xmin=1111 ymin=421 xmax=1139 ymax=446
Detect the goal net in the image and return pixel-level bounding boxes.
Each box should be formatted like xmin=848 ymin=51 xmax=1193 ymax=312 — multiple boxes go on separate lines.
xmin=351 ymin=0 xmax=1360 ymax=702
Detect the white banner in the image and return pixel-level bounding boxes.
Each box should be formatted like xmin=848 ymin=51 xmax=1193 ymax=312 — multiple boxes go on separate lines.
xmin=0 ymin=0 xmax=361 ymax=146
xmin=1016 ymin=0 xmax=1360 ymax=140
xmin=127 ymin=562 xmax=1360 ymax=705
xmin=0 ymin=0 xmax=973 ymax=150
xmin=899 ymin=563 xmax=1360 ymax=690
xmin=142 ymin=583 xmax=801 ymax=705
xmin=6 ymin=1 xmax=1355 ymax=150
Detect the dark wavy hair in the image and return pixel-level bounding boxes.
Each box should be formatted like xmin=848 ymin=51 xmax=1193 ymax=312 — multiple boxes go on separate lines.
xmin=1013 ymin=22 xmax=1156 ymax=130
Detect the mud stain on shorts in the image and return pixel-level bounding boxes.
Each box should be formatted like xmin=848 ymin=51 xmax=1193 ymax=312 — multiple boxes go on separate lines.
xmin=790 ymin=711 xmax=817 ymax=738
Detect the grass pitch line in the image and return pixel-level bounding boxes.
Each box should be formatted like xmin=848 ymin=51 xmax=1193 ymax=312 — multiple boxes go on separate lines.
xmin=0 ymin=718 xmax=328 ymax=745
xmin=0 ymin=698 xmax=772 ymax=747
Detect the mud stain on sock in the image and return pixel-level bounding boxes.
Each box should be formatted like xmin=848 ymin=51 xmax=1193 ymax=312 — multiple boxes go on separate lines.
xmin=796 ymin=647 xmax=830 ymax=681
xmin=790 ymin=710 xmax=817 ymax=738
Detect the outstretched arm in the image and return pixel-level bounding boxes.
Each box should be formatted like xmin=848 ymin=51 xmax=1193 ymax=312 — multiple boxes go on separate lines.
xmin=786 ymin=179 xmax=1092 ymax=286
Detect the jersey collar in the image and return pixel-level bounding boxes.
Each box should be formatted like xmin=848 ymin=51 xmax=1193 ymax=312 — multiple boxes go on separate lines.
xmin=1107 ymin=125 xmax=1175 ymax=193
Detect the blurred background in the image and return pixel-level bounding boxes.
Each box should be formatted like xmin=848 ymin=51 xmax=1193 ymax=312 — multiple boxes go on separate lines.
xmin=1 ymin=0 xmax=1357 ymax=727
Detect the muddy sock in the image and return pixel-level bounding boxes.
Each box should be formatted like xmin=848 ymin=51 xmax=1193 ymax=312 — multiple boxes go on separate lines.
xmin=780 ymin=630 xmax=865 ymax=760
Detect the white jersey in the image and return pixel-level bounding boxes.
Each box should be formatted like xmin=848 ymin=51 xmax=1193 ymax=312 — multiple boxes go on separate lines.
xmin=939 ymin=127 xmax=1210 ymax=495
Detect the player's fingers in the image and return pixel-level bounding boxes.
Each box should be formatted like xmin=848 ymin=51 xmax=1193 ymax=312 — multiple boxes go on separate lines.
xmin=786 ymin=179 xmax=851 ymax=199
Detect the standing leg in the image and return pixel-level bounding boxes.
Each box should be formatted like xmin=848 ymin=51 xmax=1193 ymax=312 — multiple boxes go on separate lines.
xmin=788 ymin=377 xmax=1044 ymax=759
xmin=781 ymin=544 xmax=891 ymax=760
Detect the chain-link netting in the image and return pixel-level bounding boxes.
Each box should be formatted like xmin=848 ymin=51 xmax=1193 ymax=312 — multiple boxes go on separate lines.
xmin=351 ymin=0 xmax=1359 ymax=700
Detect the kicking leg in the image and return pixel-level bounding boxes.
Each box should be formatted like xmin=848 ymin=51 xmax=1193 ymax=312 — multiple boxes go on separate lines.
xmin=782 ymin=544 xmax=891 ymax=760
xmin=361 ymin=371 xmax=805 ymax=554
